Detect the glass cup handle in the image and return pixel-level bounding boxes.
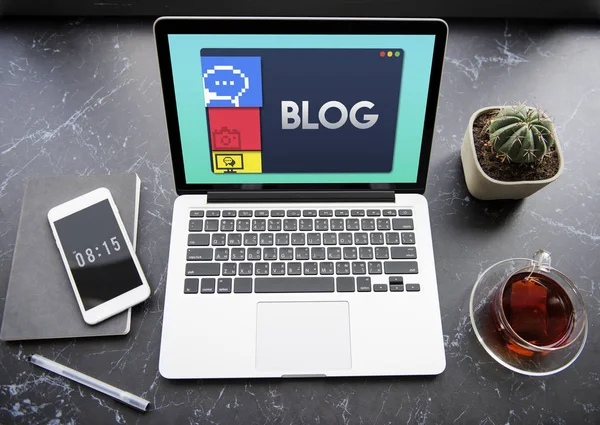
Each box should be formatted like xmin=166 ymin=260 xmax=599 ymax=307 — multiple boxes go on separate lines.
xmin=532 ymin=249 xmax=552 ymax=271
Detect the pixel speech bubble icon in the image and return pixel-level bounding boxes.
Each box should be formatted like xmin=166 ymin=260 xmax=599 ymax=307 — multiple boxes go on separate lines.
xmin=201 ymin=56 xmax=263 ymax=107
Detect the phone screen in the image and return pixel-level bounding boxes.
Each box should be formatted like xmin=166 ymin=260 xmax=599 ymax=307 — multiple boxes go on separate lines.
xmin=54 ymin=199 xmax=144 ymax=310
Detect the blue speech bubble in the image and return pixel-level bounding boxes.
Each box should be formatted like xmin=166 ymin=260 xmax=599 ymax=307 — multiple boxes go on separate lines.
xmin=201 ymin=56 xmax=263 ymax=107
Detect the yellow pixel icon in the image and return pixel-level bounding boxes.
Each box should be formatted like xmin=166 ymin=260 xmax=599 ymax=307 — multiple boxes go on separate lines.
xmin=212 ymin=151 xmax=262 ymax=174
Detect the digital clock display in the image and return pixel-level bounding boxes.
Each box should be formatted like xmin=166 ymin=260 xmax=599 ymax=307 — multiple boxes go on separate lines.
xmin=54 ymin=199 xmax=143 ymax=310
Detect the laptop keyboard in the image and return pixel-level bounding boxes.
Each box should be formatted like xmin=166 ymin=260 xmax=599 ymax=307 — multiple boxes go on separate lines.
xmin=183 ymin=208 xmax=421 ymax=294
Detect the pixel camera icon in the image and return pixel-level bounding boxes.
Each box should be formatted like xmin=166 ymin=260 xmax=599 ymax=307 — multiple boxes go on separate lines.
xmin=201 ymin=56 xmax=263 ymax=108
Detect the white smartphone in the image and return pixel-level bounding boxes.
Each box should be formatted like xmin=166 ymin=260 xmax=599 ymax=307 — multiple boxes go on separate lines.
xmin=47 ymin=187 xmax=151 ymax=325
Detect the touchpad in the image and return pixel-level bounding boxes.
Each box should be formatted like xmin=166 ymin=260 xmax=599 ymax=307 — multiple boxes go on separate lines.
xmin=256 ymin=302 xmax=352 ymax=374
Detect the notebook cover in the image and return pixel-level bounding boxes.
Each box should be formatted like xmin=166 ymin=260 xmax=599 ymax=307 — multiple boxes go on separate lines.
xmin=0 ymin=174 xmax=141 ymax=341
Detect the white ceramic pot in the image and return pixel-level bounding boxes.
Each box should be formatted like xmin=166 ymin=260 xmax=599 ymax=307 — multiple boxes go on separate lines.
xmin=460 ymin=106 xmax=564 ymax=201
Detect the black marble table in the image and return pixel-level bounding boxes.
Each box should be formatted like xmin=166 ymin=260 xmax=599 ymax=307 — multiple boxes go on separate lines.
xmin=1 ymin=18 xmax=599 ymax=424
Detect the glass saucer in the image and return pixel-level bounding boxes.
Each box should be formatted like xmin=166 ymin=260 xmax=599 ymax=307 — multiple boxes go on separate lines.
xmin=469 ymin=258 xmax=587 ymax=376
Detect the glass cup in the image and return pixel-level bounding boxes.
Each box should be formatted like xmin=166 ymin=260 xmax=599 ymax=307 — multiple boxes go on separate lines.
xmin=470 ymin=250 xmax=588 ymax=376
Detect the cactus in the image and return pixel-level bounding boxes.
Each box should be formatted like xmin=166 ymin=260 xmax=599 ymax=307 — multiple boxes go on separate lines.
xmin=488 ymin=104 xmax=556 ymax=164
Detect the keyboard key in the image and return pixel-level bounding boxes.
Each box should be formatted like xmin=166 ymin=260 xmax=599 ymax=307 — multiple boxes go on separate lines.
xmin=330 ymin=219 xmax=344 ymax=231
xmin=311 ymin=247 xmax=326 ymax=260
xmin=187 ymin=248 xmax=213 ymax=261
xmin=361 ymin=219 xmax=375 ymax=231
xmin=303 ymin=210 xmax=317 ymax=217
xmin=217 ymin=278 xmax=232 ymax=293
xmin=304 ymin=262 xmax=318 ymax=275
xmin=320 ymin=262 xmax=334 ymax=275
xmin=354 ymin=233 xmax=368 ymax=245
xmin=222 ymin=210 xmax=236 ymax=217
xmin=375 ymin=247 xmax=389 ymax=259
xmin=368 ymin=261 xmax=383 ymax=274
xmin=220 ymin=219 xmax=235 ymax=232
xmin=299 ymin=219 xmax=313 ymax=231
xmin=259 ymin=233 xmax=274 ymax=246
xmin=243 ymin=233 xmax=258 ymax=246
xmin=352 ymin=262 xmax=366 ymax=274
xmin=336 ymin=262 xmax=350 ymax=275
xmin=222 ymin=263 xmax=237 ymax=276
xmin=392 ymin=218 xmax=414 ymax=230
xmin=398 ymin=209 xmax=413 ymax=216
xmin=239 ymin=210 xmax=252 ymax=217
xmin=390 ymin=284 xmax=404 ymax=292
xmin=255 ymin=263 xmax=269 ymax=275
xmin=184 ymin=278 xmax=199 ymax=294
xmin=236 ymin=219 xmax=251 ymax=231
xmin=280 ymin=248 xmax=294 ymax=260
xmin=323 ymin=233 xmax=337 ymax=245
xmin=351 ymin=209 xmax=365 ymax=217
xmin=370 ymin=233 xmax=384 ymax=245
xmin=255 ymin=277 xmax=335 ymax=293
xmin=335 ymin=209 xmax=349 ymax=217
xmin=276 ymin=233 xmax=289 ymax=246
xmin=255 ymin=210 xmax=269 ymax=217
xmin=200 ymin=278 xmax=216 ymax=293
xmin=211 ymin=234 xmax=226 ymax=246
xmin=252 ymin=219 xmax=266 ymax=231
xmin=367 ymin=209 xmax=381 ymax=217
xmin=206 ymin=210 xmax=220 ymax=218
xmin=383 ymin=209 xmax=396 ymax=217
xmin=268 ymin=219 xmax=282 ymax=231
xmin=190 ymin=210 xmax=204 ymax=218
xmin=319 ymin=210 xmax=333 ymax=217
xmin=186 ymin=263 xmax=220 ymax=276
xmin=188 ymin=234 xmax=210 ymax=246
xmin=287 ymin=262 xmax=302 ymax=275
xmin=391 ymin=246 xmax=417 ymax=259
xmin=357 ymin=277 xmax=372 ymax=292
xmin=283 ymin=219 xmax=297 ymax=231
xmin=343 ymin=247 xmax=357 ymax=260
xmin=384 ymin=261 xmax=419 ymax=274
xmin=374 ymin=284 xmax=388 ymax=292
xmin=338 ymin=233 xmax=353 ymax=245
xmin=227 ymin=233 xmax=242 ymax=246
xmin=271 ymin=210 xmax=285 ymax=217
xmin=263 ymin=247 xmax=277 ymax=260
xmin=231 ymin=248 xmax=245 ymax=261
xmin=337 ymin=277 xmax=355 ymax=292
xmin=315 ymin=219 xmax=328 ymax=231
xmin=307 ymin=233 xmax=321 ymax=245
xmin=327 ymin=247 xmax=342 ymax=260
xmin=406 ymin=284 xmax=421 ymax=292
xmin=295 ymin=247 xmax=309 ymax=260
xmin=287 ymin=210 xmax=301 ymax=217
xmin=214 ymin=248 xmax=229 ymax=261
xmin=291 ymin=233 xmax=306 ymax=245
xmin=346 ymin=218 xmax=360 ymax=230
xmin=189 ymin=219 xmax=203 ymax=232
xmin=390 ymin=276 xmax=404 ymax=284
xmin=386 ymin=232 xmax=400 ymax=245
xmin=359 ymin=247 xmax=373 ymax=259
xmin=377 ymin=218 xmax=391 ymax=231
xmin=401 ymin=233 xmax=416 ymax=245
xmin=271 ymin=263 xmax=285 ymax=275
xmin=234 ymin=278 xmax=252 ymax=293
xmin=247 ymin=248 xmax=261 ymax=261
xmin=239 ymin=263 xmax=253 ymax=275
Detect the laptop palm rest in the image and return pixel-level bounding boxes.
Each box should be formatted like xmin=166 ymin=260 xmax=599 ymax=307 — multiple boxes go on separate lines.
xmin=256 ymin=301 xmax=352 ymax=375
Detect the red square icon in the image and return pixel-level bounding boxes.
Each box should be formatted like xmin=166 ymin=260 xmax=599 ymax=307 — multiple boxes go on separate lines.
xmin=208 ymin=108 xmax=261 ymax=151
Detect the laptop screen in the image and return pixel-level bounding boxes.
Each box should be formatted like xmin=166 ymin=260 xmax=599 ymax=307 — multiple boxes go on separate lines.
xmin=164 ymin=27 xmax=443 ymax=189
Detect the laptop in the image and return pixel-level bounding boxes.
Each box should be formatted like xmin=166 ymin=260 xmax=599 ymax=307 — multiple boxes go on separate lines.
xmin=154 ymin=17 xmax=448 ymax=379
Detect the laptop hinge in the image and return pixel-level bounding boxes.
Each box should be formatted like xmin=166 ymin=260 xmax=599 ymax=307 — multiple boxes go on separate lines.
xmin=207 ymin=190 xmax=396 ymax=203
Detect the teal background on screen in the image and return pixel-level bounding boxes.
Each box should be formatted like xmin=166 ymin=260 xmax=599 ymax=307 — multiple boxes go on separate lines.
xmin=168 ymin=34 xmax=436 ymax=184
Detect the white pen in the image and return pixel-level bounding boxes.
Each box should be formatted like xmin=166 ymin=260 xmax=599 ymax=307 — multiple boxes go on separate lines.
xmin=29 ymin=354 xmax=150 ymax=412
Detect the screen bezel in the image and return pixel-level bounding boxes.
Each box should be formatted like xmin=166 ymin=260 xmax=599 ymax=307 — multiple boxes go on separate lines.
xmin=47 ymin=188 xmax=151 ymax=324
xmin=154 ymin=17 xmax=448 ymax=195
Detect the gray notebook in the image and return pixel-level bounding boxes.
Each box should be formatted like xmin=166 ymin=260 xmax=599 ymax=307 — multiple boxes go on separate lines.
xmin=0 ymin=174 xmax=141 ymax=341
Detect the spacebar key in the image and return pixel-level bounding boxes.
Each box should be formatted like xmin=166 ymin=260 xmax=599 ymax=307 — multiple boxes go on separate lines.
xmin=255 ymin=277 xmax=335 ymax=293
xmin=186 ymin=263 xmax=220 ymax=276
